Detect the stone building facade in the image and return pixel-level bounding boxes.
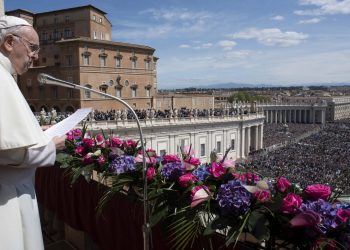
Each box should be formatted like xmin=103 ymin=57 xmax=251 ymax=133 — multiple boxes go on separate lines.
xmin=7 ymin=5 xmax=158 ymax=112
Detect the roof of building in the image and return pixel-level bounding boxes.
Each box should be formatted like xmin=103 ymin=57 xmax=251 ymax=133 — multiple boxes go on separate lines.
xmin=56 ymin=37 xmax=156 ymax=51
xmin=7 ymin=5 xmax=107 ymax=16
xmin=6 ymin=9 xmax=35 ymax=16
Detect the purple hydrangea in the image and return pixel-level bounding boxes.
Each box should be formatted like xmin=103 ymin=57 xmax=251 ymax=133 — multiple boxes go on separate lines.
xmin=216 ymin=180 xmax=252 ymax=216
xmin=192 ymin=165 xmax=210 ymax=182
xmin=300 ymin=199 xmax=339 ymax=234
xmin=160 ymin=161 xmax=185 ymax=180
xmin=109 ymin=155 xmax=136 ymax=174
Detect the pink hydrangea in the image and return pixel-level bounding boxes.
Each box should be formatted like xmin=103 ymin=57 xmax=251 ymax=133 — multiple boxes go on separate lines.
xmin=146 ymin=167 xmax=156 ymax=181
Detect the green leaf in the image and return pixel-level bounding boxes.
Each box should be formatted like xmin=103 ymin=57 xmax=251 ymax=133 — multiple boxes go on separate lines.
xmin=203 ymin=216 xmax=233 ymax=236
xmin=150 ymin=204 xmax=168 ymax=227
xmin=247 ymin=210 xmax=270 ymax=241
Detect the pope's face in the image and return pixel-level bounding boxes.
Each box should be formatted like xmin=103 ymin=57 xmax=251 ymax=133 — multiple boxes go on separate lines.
xmin=9 ymin=26 xmax=39 ymax=75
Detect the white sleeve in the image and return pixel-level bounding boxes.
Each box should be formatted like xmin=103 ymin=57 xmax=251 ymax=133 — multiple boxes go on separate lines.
xmin=0 ymin=141 xmax=56 ymax=168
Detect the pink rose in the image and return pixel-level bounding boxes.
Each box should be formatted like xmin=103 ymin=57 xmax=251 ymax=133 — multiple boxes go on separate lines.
xmin=233 ymin=172 xmax=259 ymax=182
xmin=73 ymin=128 xmax=82 ymax=138
xmin=254 ymin=191 xmax=270 ymax=203
xmin=209 ymin=162 xmax=225 ymax=178
xmin=82 ymin=138 xmax=95 ymax=148
xmin=336 ymin=208 xmax=350 ymax=223
xmin=66 ymin=132 xmax=74 ymax=141
xmin=191 ymin=185 xmax=210 ymax=208
xmin=277 ymin=177 xmax=291 ymax=193
xmin=110 ymin=137 xmax=123 ymax=147
xmin=281 ymin=193 xmax=303 ymax=214
xmin=97 ymin=155 xmax=106 ymax=166
xmin=162 ymin=154 xmax=181 ymax=163
xmin=178 ymin=173 xmax=197 ymax=188
xmin=123 ymin=139 xmax=138 ymax=148
xmin=82 ymin=153 xmax=94 ymax=165
xmin=75 ymin=146 xmax=86 ymax=156
xmin=304 ymin=184 xmax=331 ymax=201
xmin=146 ymin=167 xmax=156 ymax=181
xmin=183 ymin=157 xmax=201 ymax=170
xmin=95 ymin=134 xmax=105 ymax=147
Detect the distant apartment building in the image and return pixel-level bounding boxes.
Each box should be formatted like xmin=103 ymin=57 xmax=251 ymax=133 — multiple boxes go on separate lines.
xmin=7 ymin=5 xmax=158 ymax=112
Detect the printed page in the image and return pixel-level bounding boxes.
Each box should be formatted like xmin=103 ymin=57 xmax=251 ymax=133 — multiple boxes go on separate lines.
xmin=44 ymin=108 xmax=92 ymax=139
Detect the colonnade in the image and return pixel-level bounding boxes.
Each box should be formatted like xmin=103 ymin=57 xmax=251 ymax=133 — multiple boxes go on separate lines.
xmin=240 ymin=124 xmax=263 ymax=158
xmin=262 ymin=106 xmax=326 ymax=124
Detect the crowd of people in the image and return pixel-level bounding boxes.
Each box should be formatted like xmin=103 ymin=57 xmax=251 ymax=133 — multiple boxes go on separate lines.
xmin=263 ymin=123 xmax=322 ymax=148
xmin=81 ymin=107 xmax=247 ymax=121
xmin=239 ymin=121 xmax=350 ymax=193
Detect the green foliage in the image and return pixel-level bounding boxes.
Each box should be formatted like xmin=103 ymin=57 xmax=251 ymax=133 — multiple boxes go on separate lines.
xmin=227 ymin=91 xmax=271 ymax=103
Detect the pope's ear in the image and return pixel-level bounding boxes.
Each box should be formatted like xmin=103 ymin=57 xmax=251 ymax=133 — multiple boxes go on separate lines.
xmin=3 ymin=34 xmax=15 ymax=52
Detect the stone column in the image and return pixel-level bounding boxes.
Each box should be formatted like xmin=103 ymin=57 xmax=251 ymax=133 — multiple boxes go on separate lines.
xmin=254 ymin=126 xmax=259 ymax=150
xmin=240 ymin=125 xmax=245 ymax=158
xmin=245 ymin=127 xmax=251 ymax=156
xmin=298 ymin=109 xmax=302 ymax=123
xmin=293 ymin=109 xmax=297 ymax=123
xmin=259 ymin=124 xmax=263 ymax=149
xmin=288 ymin=110 xmax=291 ymax=123
xmin=274 ymin=110 xmax=278 ymax=123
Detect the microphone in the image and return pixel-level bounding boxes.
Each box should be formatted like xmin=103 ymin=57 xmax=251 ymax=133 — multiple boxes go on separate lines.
xmin=37 ymin=73 xmax=75 ymax=88
xmin=37 ymin=73 xmax=151 ymax=250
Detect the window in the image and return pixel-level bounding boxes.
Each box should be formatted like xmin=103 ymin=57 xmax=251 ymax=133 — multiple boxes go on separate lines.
xmin=92 ymin=15 xmax=96 ymax=21
xmin=52 ymin=86 xmax=58 ymax=99
xmin=67 ymin=89 xmax=74 ymax=98
xmin=146 ymin=89 xmax=150 ymax=97
xmin=64 ymin=28 xmax=71 ymax=38
xmin=39 ymin=86 xmax=45 ymax=99
xmin=53 ymin=29 xmax=60 ymax=40
xmin=231 ymin=139 xmax=235 ymax=150
xmin=200 ymin=144 xmax=206 ymax=157
xmin=145 ymin=61 xmax=150 ymax=70
xmin=65 ymin=16 xmax=69 ymax=23
xmin=160 ymin=150 xmax=166 ymax=156
xmin=93 ymin=31 xmax=97 ymax=39
xmin=216 ymin=141 xmax=221 ymax=153
xmin=99 ymin=17 xmax=102 ymax=23
xmin=84 ymin=84 xmax=92 ymax=99
xmin=83 ymin=54 xmax=90 ymax=65
xmin=116 ymin=58 xmax=121 ymax=67
xmin=116 ymin=88 xmax=121 ymax=98
xmin=132 ymin=88 xmax=136 ymax=97
xmin=132 ymin=60 xmax=136 ymax=69
xmin=66 ymin=55 xmax=73 ymax=66
xmin=100 ymin=56 xmax=106 ymax=67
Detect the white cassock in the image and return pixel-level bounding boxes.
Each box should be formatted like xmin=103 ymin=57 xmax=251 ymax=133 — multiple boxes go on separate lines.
xmin=0 ymin=51 xmax=56 ymax=250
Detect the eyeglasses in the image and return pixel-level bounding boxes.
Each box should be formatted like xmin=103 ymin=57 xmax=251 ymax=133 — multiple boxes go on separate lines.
xmin=12 ymin=34 xmax=40 ymax=55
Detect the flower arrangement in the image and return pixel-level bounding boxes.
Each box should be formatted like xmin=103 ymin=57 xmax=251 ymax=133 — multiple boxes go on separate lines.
xmin=56 ymin=127 xmax=350 ymax=250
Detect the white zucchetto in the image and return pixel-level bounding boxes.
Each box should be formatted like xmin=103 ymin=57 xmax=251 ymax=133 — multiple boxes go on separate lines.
xmin=0 ymin=15 xmax=31 ymax=29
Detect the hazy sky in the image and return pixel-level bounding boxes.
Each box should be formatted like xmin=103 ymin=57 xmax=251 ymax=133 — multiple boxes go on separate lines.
xmin=5 ymin=0 xmax=350 ymax=88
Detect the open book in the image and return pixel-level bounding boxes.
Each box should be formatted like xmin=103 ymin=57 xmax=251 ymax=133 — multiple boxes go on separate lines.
xmin=44 ymin=108 xmax=92 ymax=139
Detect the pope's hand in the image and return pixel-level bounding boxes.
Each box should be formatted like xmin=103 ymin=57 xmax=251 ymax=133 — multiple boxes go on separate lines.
xmin=52 ymin=135 xmax=66 ymax=151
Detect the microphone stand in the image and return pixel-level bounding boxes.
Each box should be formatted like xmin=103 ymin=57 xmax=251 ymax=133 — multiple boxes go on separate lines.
xmin=38 ymin=73 xmax=151 ymax=250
